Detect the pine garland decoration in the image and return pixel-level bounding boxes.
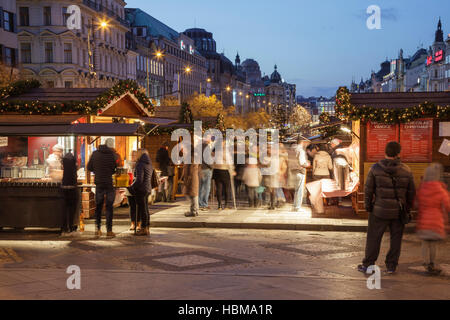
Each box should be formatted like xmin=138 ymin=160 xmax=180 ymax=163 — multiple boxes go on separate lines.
xmin=335 ymin=86 xmax=450 ymax=124
xmin=0 ymin=79 xmax=154 ymax=115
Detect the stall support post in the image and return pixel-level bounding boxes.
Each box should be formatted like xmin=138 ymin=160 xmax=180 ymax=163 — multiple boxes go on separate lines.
xmin=81 ymin=116 xmax=96 ymax=227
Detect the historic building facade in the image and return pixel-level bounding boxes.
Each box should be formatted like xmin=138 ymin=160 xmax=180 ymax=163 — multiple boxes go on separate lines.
xmin=263 ymin=65 xmax=296 ymax=114
xmin=0 ymin=0 xmax=18 ymax=74
xmin=183 ymin=28 xmax=252 ymax=113
xmin=241 ymin=58 xmax=265 ymax=111
xmin=355 ymin=19 xmax=449 ymax=93
xmin=446 ymin=35 xmax=450 ymax=91
xmin=16 ymin=0 xmax=135 ymax=88
xmin=126 ymin=12 xmax=206 ymax=102
xmin=404 ymin=48 xmax=428 ymax=92
xmin=124 ymin=24 xmax=164 ymax=103
xmin=183 ymin=28 xmax=237 ymax=107
xmin=426 ymin=19 xmax=447 ymax=92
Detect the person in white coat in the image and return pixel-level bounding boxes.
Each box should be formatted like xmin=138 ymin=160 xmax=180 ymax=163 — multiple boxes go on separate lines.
xmin=313 ymin=144 xmax=333 ymax=180
xmin=293 ymin=140 xmax=310 ymax=212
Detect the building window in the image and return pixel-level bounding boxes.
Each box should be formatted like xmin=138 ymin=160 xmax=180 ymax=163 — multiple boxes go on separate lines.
xmin=20 ymin=43 xmax=31 ymax=64
xmin=64 ymin=81 xmax=73 ymax=88
xmin=43 ymin=6 xmax=51 ymax=26
xmin=4 ymin=48 xmax=16 ymax=66
xmin=3 ymin=11 xmax=15 ymax=32
xmin=45 ymin=42 xmax=53 ymax=63
xmin=82 ymin=49 xmax=86 ymax=67
xmin=19 ymin=7 xmax=29 ymax=26
xmin=62 ymin=7 xmax=70 ymax=26
xmin=64 ymin=43 xmax=72 ymax=64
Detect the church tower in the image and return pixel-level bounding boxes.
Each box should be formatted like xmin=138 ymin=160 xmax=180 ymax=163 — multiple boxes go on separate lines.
xmin=435 ymin=18 xmax=444 ymax=43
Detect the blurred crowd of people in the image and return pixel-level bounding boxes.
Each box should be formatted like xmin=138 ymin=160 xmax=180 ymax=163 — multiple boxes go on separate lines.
xmin=163 ymin=135 xmax=353 ymax=217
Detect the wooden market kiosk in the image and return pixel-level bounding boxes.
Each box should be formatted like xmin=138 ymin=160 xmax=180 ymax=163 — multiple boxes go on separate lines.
xmin=335 ymin=88 xmax=450 ymax=216
xmin=0 ymin=80 xmax=167 ymax=230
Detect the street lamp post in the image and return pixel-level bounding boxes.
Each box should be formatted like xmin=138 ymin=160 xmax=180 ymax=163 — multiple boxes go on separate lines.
xmin=177 ymin=66 xmax=191 ymax=103
xmin=87 ymin=19 xmax=109 ymax=88
xmin=146 ymin=50 xmax=163 ymax=98
xmin=239 ymin=91 xmax=243 ymax=114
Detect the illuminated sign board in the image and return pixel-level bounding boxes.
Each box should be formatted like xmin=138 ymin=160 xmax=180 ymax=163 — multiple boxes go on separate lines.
xmin=180 ymin=40 xmax=194 ymax=55
xmin=254 ymin=93 xmax=266 ymax=97
xmin=427 ymin=50 xmax=445 ymax=65
xmin=435 ymin=50 xmax=444 ymax=62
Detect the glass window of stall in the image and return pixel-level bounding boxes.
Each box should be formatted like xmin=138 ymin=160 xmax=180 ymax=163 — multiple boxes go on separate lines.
xmin=0 ymin=136 xmax=80 ymax=182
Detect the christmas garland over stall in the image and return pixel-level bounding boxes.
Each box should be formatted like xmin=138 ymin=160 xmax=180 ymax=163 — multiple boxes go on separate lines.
xmin=0 ymin=80 xmax=154 ymax=115
xmin=335 ymin=86 xmax=450 ymax=124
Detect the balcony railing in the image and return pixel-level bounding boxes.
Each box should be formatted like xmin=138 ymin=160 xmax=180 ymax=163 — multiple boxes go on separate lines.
xmin=82 ymin=0 xmax=130 ymax=28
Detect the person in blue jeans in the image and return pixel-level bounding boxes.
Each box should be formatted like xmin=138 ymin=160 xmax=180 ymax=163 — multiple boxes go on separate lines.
xmin=87 ymin=138 xmax=117 ymax=238
xmin=199 ymin=138 xmax=213 ymax=211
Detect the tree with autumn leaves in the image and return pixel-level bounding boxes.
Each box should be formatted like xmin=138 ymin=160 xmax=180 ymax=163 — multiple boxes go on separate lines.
xmin=178 ymin=93 xmax=270 ymax=130
xmin=289 ymin=105 xmax=311 ymax=131
xmin=0 ymin=62 xmax=20 ymax=88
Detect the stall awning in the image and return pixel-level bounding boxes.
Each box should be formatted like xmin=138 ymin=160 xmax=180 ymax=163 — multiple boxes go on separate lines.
xmin=0 ymin=123 xmax=144 ymax=137
xmin=0 ymin=115 xmax=83 ymax=124
xmin=140 ymin=117 xmax=178 ymax=126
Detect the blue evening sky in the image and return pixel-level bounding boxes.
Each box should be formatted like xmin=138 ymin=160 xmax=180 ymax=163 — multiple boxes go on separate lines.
xmin=126 ymin=0 xmax=450 ymax=98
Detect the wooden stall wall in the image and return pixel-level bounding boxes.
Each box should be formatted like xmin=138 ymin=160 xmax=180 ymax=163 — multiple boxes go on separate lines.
xmin=144 ymin=134 xmax=177 ymax=170
xmin=432 ymin=120 xmax=450 ymax=168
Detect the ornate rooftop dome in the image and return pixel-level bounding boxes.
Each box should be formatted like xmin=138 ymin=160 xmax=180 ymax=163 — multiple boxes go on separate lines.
xmin=270 ymin=65 xmax=282 ymax=84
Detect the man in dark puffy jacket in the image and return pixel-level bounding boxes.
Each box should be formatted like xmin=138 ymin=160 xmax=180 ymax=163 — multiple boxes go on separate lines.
xmin=87 ymin=139 xmax=117 ymax=238
xmin=358 ymin=141 xmax=416 ymax=274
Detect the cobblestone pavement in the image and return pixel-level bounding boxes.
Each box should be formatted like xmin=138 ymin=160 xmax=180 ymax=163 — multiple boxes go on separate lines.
xmin=0 ymin=226 xmax=449 ymax=300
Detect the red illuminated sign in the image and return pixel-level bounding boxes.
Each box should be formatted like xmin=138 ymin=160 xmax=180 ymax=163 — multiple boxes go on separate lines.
xmin=435 ymin=50 xmax=444 ymax=62
xmin=366 ymin=122 xmax=399 ymax=162
xmin=400 ymin=119 xmax=433 ymax=162
xmin=427 ymin=56 xmax=433 ymax=66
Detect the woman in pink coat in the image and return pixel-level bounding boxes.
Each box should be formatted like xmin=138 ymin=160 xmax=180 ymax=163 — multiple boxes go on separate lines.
xmin=416 ymin=163 xmax=450 ymax=276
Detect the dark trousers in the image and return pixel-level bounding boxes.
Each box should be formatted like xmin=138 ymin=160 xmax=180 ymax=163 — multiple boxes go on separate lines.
xmin=363 ymin=213 xmax=405 ymax=270
xmin=247 ymin=186 xmax=258 ymax=207
xmin=95 ymin=187 xmax=115 ymax=232
xmin=265 ymin=187 xmax=276 ymax=208
xmin=127 ymin=196 xmax=138 ymax=224
xmin=136 ymin=193 xmax=150 ymax=228
xmin=62 ymin=188 xmax=78 ymax=232
xmin=313 ymin=175 xmax=330 ymax=181
xmin=214 ymin=170 xmax=230 ymax=209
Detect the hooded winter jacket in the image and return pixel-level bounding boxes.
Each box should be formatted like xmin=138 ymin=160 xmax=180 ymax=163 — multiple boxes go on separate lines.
xmin=364 ymin=158 xmax=416 ymax=220
xmin=129 ymin=153 xmax=153 ymax=195
xmin=416 ymin=181 xmax=450 ymax=239
xmin=87 ymin=145 xmax=117 ymax=188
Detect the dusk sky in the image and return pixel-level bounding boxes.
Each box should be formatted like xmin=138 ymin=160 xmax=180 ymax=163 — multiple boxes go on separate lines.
xmin=127 ymin=0 xmax=450 ymax=98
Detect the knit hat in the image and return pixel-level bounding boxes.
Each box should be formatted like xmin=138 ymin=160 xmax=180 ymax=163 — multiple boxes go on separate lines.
xmin=52 ymin=144 xmax=63 ymax=152
xmin=105 ymin=138 xmax=115 ymax=148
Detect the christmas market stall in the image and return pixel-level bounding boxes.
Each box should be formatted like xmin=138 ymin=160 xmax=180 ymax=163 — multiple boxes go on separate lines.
xmin=334 ymin=87 xmax=450 ymax=216
xmin=302 ymin=121 xmax=359 ymax=216
xmin=0 ymin=80 xmax=167 ymax=230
